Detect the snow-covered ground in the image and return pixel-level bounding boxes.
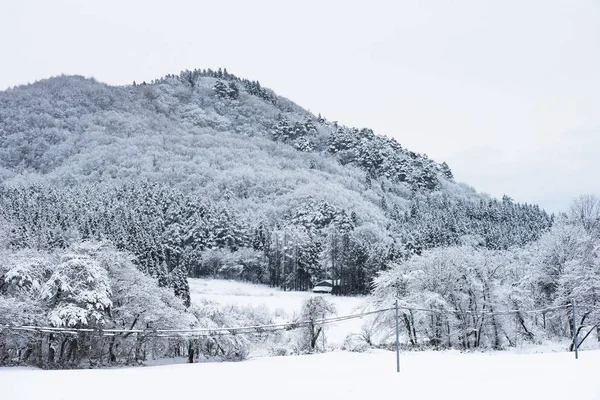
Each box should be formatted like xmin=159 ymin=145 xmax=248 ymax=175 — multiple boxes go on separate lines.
xmin=188 ymin=278 xmax=367 ymax=317
xmin=3 ymin=279 xmax=599 ymax=399
xmin=189 ymin=278 xmax=372 ymax=346
xmin=3 ymin=349 xmax=599 ymax=400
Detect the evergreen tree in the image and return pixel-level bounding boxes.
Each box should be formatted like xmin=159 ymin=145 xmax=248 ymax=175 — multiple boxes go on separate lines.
xmin=227 ymin=82 xmax=239 ymax=99
xmin=213 ymin=80 xmax=230 ymax=99
xmin=439 ymin=161 xmax=454 ymax=180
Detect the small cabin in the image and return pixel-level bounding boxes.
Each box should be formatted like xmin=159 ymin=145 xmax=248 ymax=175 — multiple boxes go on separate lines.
xmin=312 ymin=279 xmax=341 ymax=294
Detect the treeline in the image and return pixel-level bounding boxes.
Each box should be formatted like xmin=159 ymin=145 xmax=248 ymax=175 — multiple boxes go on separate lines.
xmin=153 ymin=67 xmax=277 ymax=104
xmin=327 ymin=125 xmax=447 ymax=191
xmin=0 ymin=242 xmax=258 ymax=367
xmin=0 ymin=181 xmax=552 ymax=303
xmin=0 ymin=183 xmax=390 ymax=297
xmin=0 ymin=237 xmax=339 ymax=368
xmin=0 ymin=71 xmax=553 ymax=303
xmin=394 ymin=194 xmax=553 ymax=252
xmin=268 ymin=112 xmax=449 ymax=192
xmin=372 ymin=195 xmax=600 ymax=349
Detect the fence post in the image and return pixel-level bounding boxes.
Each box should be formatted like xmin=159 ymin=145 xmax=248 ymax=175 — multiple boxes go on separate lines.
xmin=572 ymin=299 xmax=578 ymax=360
xmin=395 ymin=300 xmax=400 ymax=373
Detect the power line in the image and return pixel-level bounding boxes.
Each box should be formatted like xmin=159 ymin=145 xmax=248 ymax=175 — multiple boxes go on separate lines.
xmin=394 ymin=303 xmax=572 ymax=316
xmin=0 ymin=307 xmax=393 ymax=338
xmin=0 ymin=303 xmax=574 ymax=339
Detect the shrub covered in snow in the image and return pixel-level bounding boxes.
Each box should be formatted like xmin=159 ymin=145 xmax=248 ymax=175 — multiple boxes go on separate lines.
xmin=342 ymin=334 xmax=370 ymax=353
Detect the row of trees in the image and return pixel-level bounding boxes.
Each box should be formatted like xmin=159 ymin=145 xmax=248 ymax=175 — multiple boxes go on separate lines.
xmin=0 ymin=241 xmax=254 ymax=367
xmin=393 ymin=194 xmax=553 ymax=251
xmin=157 ymin=68 xmax=277 ymax=104
xmin=0 ymin=181 xmax=553 ymax=302
xmin=267 ymin=114 xmax=450 ymax=191
xmin=371 ymin=195 xmax=600 ymax=349
xmin=0 ymin=183 xmax=392 ymax=298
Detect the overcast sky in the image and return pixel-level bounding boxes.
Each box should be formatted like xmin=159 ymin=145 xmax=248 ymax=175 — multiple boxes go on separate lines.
xmin=1 ymin=0 xmax=598 ymax=213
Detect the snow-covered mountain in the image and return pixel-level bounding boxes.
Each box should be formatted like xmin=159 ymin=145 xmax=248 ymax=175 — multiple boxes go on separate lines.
xmin=5 ymin=69 xmax=596 ymax=369
xmin=0 ymin=69 xmax=551 ymax=301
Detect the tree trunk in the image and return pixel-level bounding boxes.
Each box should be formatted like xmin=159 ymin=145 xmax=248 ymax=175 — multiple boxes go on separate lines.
xmin=410 ymin=311 xmax=417 ymax=345
xmin=403 ymin=313 xmax=416 ymax=346
xmin=47 ymin=333 xmax=55 ymax=364
xmin=310 ymin=327 xmax=322 ymax=350
xmin=518 ymin=314 xmax=534 ymax=340
xmin=135 ymin=335 xmax=145 ymax=363
xmin=188 ymin=341 xmax=195 ymax=363
xmin=491 ymin=313 xmax=501 ymax=349
xmin=108 ymin=336 xmax=117 ymax=364
xmin=66 ymin=337 xmax=78 ymax=365
xmin=576 ymin=325 xmax=598 ymax=348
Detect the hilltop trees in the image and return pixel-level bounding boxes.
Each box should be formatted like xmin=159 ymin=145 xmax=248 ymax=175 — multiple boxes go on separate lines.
xmin=439 ymin=162 xmax=453 ymax=180
xmin=213 ymin=80 xmax=239 ymax=100
xmin=326 ymin=126 xmax=442 ymax=190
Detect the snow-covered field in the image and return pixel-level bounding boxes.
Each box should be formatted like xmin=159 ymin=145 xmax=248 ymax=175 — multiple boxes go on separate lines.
xmin=3 ymin=279 xmax=599 ymax=400
xmin=3 ymin=349 xmax=599 ymax=400
xmin=189 ymin=278 xmax=372 ymax=346
xmin=188 ymin=278 xmax=367 ymax=317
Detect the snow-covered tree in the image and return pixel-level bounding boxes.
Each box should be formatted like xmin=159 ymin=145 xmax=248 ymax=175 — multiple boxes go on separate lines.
xmin=41 ymin=244 xmax=112 ymax=328
xmin=297 ymin=296 xmax=337 ymax=352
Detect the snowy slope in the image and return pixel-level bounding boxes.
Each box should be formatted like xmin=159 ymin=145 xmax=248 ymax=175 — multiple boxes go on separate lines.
xmin=3 ymin=350 xmax=599 ymax=400
xmin=188 ymin=278 xmax=373 ymax=346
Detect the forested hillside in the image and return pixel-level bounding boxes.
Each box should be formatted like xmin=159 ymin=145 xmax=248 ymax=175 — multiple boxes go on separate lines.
xmin=0 ymin=69 xmax=552 ymax=301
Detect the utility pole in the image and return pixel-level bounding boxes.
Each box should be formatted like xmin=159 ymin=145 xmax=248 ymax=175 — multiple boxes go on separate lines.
xmin=293 ymin=239 xmax=297 ymax=291
xmin=395 ymin=300 xmax=400 ymax=372
xmin=514 ymin=312 xmax=518 ymax=347
xmin=281 ymin=232 xmax=287 ymax=291
xmin=572 ymin=299 xmax=578 ymax=360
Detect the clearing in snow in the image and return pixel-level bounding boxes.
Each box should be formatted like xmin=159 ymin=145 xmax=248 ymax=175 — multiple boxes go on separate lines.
xmin=189 ymin=278 xmax=370 ymax=347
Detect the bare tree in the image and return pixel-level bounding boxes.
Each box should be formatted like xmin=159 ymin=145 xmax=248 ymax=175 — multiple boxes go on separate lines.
xmin=568 ymin=194 xmax=600 ymax=236
xmin=299 ymin=296 xmax=337 ymax=352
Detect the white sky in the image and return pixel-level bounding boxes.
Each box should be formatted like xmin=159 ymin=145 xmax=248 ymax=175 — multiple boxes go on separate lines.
xmin=1 ymin=0 xmax=598 ymax=213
